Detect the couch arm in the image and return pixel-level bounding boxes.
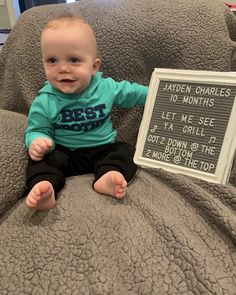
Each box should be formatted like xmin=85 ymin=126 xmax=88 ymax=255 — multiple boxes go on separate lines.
xmin=0 ymin=110 xmax=28 ymax=215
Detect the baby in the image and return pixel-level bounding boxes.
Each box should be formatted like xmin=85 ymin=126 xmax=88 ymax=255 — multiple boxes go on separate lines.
xmin=25 ymin=14 xmax=148 ymax=211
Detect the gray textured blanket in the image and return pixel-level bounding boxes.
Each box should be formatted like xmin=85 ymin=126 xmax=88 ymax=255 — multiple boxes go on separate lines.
xmin=0 ymin=0 xmax=236 ymax=294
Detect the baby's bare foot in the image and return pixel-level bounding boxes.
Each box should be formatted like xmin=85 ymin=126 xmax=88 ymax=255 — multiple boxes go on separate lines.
xmin=26 ymin=181 xmax=56 ymax=211
xmin=94 ymin=171 xmax=127 ymax=199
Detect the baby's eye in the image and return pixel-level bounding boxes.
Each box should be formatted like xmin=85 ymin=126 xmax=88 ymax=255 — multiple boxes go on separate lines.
xmin=70 ymin=57 xmax=81 ymax=63
xmin=46 ymin=57 xmax=57 ymax=64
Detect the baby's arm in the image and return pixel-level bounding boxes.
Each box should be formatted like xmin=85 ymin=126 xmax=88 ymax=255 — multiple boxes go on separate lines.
xmin=25 ymin=94 xmax=55 ymax=161
xmin=29 ymin=137 xmax=53 ymax=161
xmin=112 ymin=79 xmax=148 ymax=108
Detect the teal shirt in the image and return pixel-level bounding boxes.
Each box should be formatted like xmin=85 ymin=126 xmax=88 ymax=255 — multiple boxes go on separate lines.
xmin=25 ymin=72 xmax=148 ymax=150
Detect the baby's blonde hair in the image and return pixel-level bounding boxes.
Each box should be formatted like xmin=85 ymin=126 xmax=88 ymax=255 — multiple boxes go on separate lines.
xmin=42 ymin=13 xmax=100 ymax=58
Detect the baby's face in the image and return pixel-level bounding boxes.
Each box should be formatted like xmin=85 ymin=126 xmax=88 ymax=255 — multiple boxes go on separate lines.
xmin=41 ymin=24 xmax=100 ymax=94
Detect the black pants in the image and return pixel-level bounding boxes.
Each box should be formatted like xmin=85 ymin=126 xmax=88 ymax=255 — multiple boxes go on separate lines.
xmin=26 ymin=142 xmax=137 ymax=197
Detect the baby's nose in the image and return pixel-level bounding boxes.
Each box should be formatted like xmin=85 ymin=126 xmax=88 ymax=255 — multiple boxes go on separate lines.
xmin=59 ymin=62 xmax=70 ymax=73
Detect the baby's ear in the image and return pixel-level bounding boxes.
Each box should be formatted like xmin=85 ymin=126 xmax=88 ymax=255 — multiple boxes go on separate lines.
xmin=93 ymin=58 xmax=101 ymax=75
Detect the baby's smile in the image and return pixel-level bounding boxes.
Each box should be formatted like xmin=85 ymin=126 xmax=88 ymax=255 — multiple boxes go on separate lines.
xmin=60 ymin=79 xmax=76 ymax=83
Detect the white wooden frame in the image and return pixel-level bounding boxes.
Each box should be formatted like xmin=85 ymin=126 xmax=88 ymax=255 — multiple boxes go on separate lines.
xmin=134 ymin=69 xmax=236 ymax=184
xmin=5 ymin=0 xmax=20 ymax=27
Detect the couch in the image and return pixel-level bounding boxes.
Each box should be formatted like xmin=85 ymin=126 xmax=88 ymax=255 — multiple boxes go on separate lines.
xmin=0 ymin=0 xmax=236 ymax=294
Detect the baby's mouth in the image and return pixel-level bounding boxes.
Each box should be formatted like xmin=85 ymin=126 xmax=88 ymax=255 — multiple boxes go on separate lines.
xmin=60 ymin=79 xmax=76 ymax=83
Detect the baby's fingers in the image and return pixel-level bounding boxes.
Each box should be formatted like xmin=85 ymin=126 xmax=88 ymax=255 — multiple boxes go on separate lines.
xmin=42 ymin=138 xmax=53 ymax=150
xmin=29 ymin=148 xmax=44 ymax=161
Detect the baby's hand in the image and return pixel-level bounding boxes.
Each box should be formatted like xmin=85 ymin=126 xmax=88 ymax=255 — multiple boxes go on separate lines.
xmin=29 ymin=137 xmax=53 ymax=161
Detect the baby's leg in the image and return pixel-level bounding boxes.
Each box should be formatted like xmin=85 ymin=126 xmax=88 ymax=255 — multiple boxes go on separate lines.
xmin=93 ymin=171 xmax=127 ymax=199
xmin=26 ymin=181 xmax=56 ymax=211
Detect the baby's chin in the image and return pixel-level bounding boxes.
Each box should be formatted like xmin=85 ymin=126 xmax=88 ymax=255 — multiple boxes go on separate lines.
xmin=56 ymin=85 xmax=85 ymax=95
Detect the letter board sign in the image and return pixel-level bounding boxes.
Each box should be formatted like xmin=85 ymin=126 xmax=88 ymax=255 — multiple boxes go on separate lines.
xmin=134 ymin=69 xmax=236 ymax=184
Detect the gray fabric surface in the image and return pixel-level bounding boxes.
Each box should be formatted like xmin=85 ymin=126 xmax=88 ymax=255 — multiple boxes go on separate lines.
xmin=0 ymin=110 xmax=28 ymax=216
xmin=0 ymin=0 xmax=236 ymax=294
